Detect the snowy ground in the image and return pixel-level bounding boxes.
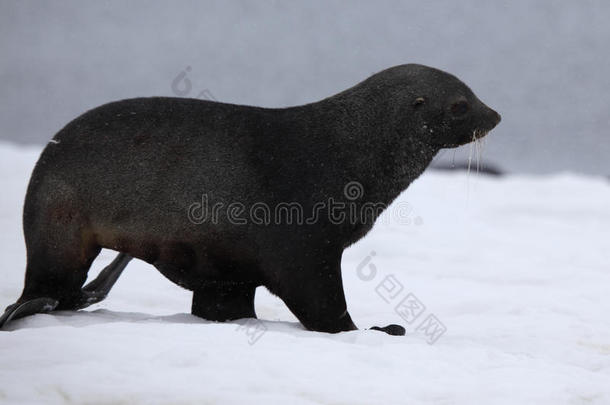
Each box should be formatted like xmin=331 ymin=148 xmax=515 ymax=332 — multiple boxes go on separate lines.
xmin=0 ymin=142 xmax=609 ymax=404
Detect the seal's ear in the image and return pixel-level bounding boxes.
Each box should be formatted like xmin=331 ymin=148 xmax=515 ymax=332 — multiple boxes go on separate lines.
xmin=413 ymin=97 xmax=426 ymax=109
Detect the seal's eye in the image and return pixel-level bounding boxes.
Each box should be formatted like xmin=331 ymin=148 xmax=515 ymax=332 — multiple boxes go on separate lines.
xmin=413 ymin=97 xmax=425 ymax=109
xmin=451 ymin=100 xmax=469 ymax=117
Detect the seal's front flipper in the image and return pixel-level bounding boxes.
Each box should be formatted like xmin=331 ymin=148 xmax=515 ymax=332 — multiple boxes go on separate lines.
xmin=0 ymin=298 xmax=59 ymax=329
xmin=76 ymin=253 xmax=132 ymax=309
xmin=275 ymin=256 xmax=358 ymax=334
xmin=370 ymin=324 xmax=406 ymax=336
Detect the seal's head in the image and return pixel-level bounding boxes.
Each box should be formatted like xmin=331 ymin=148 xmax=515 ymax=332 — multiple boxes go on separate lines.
xmin=367 ymin=64 xmax=501 ymax=149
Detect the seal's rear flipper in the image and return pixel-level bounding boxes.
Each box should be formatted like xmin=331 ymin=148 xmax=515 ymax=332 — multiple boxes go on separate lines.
xmin=0 ymin=298 xmax=59 ymax=329
xmin=1 ymin=252 xmax=132 ymax=329
xmin=370 ymin=324 xmax=406 ymax=336
xmin=76 ymin=253 xmax=133 ymax=309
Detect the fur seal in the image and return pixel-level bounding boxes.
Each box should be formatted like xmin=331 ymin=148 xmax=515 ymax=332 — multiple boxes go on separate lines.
xmin=0 ymin=64 xmax=500 ymax=335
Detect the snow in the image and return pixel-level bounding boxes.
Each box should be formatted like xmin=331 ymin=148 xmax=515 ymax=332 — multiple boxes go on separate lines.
xmin=0 ymin=142 xmax=609 ymax=404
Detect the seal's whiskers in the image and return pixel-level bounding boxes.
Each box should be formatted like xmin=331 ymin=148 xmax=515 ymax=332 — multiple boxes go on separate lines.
xmin=467 ymin=130 xmax=476 ymax=176
xmin=475 ymin=130 xmax=482 ymax=174
xmin=477 ymin=135 xmax=488 ymax=174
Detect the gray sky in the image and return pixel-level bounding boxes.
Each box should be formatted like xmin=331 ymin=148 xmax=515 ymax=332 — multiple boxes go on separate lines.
xmin=1 ymin=0 xmax=608 ymax=174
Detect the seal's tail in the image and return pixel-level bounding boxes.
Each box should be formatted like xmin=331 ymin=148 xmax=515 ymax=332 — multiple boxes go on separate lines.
xmin=0 ymin=253 xmax=132 ymax=329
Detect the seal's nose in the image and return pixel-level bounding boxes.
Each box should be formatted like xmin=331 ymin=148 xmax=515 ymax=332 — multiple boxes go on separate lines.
xmin=490 ymin=109 xmax=501 ymax=127
xmin=482 ymin=107 xmax=501 ymax=130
